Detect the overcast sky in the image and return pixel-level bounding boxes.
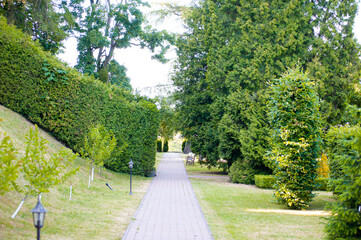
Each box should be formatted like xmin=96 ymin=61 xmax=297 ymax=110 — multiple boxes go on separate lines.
xmin=58 ymin=1 xmax=361 ymax=95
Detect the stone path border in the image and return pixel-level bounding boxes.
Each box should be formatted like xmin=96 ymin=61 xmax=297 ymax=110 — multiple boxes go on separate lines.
xmin=122 ymin=152 xmax=213 ymax=240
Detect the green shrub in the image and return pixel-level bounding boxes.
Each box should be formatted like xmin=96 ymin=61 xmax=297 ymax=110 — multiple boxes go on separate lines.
xmin=325 ymin=124 xmax=361 ymax=239
xmin=229 ymin=161 xmax=257 ymax=184
xmin=163 ymin=140 xmax=169 ymax=152
xmin=0 ymin=16 xmax=159 ymax=176
xmin=326 ymin=124 xmax=358 ymax=192
xmin=254 ymin=175 xmax=328 ymax=191
xmin=268 ymin=67 xmax=322 ymax=209
xmin=157 ymin=140 xmax=162 ymax=152
xmin=314 ymin=178 xmax=329 ymax=191
xmin=254 ymin=175 xmax=275 ymax=189
xmin=182 ymin=140 xmax=186 ymax=152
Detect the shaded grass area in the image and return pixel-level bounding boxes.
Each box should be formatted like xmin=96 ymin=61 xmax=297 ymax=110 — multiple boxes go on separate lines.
xmin=190 ymin=178 xmax=334 ymax=240
xmin=184 ymin=157 xmax=225 ymax=176
xmin=0 ymin=105 xmax=152 ymax=239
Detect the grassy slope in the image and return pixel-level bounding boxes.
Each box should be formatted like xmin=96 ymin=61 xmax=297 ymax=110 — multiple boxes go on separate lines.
xmin=185 ymin=161 xmax=335 ymax=240
xmin=0 ymin=105 xmax=153 ymax=239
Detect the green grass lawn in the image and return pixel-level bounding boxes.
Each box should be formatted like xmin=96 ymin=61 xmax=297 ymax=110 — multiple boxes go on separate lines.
xmin=185 ymin=161 xmax=334 ymax=240
xmin=0 ymin=105 xmax=152 ymax=239
xmin=184 ymin=158 xmax=225 ymax=175
xmin=0 ymin=169 xmax=150 ymax=240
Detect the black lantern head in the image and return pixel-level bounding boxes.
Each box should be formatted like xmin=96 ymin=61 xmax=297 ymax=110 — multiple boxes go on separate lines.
xmin=31 ymin=198 xmax=47 ymax=228
xmin=129 ymin=159 xmax=134 ymax=169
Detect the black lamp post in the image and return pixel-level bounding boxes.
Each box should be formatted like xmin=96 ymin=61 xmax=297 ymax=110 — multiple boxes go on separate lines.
xmin=129 ymin=159 xmax=134 ymax=195
xmin=31 ymin=195 xmax=47 ymax=240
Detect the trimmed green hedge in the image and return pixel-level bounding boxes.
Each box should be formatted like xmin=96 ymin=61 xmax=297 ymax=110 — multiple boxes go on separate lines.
xmin=254 ymin=175 xmax=275 ymax=189
xmin=255 ymin=175 xmax=329 ymax=191
xmin=315 ymin=177 xmax=329 ymax=191
xmin=229 ymin=160 xmax=257 ymax=184
xmin=0 ymin=16 xmax=159 ymax=176
xmin=163 ymin=140 xmax=169 ymax=152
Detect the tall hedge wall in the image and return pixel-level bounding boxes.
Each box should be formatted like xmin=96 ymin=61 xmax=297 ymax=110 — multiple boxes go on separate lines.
xmin=0 ymin=16 xmax=159 ymax=176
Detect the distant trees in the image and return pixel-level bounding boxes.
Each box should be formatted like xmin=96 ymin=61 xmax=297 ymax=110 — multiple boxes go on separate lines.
xmin=325 ymin=123 xmax=361 ymax=238
xmin=158 ymin=97 xmax=177 ymax=141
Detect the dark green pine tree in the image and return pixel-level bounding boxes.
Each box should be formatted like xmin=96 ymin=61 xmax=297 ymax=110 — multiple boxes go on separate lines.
xmin=306 ymin=0 xmax=361 ymax=125
xmin=172 ymin=2 xmax=221 ymax=166
xmin=325 ymin=123 xmax=361 ymax=239
xmin=172 ymin=0 xmax=361 ymax=180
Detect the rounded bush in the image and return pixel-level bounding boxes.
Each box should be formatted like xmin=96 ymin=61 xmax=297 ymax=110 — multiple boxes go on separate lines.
xmin=254 ymin=175 xmax=275 ymax=189
xmin=163 ymin=140 xmax=169 ymax=152
xmin=229 ymin=161 xmax=256 ymax=184
xmin=156 ymin=140 xmax=162 ymax=152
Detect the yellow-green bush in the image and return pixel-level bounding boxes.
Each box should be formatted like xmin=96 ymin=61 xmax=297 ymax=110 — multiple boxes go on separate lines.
xmin=268 ymin=67 xmax=322 ymax=209
xmin=0 ymin=17 xmax=159 ymax=176
xmin=317 ymin=153 xmax=330 ymax=178
xmin=255 ymin=175 xmax=328 ymax=191
xmin=254 ymin=175 xmax=275 ymax=189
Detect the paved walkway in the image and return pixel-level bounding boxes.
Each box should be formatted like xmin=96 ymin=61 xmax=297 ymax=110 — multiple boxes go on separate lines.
xmin=122 ymin=152 xmax=213 ymax=240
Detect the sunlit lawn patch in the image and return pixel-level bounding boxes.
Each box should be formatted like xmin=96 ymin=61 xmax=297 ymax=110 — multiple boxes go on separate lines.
xmin=191 ymin=179 xmax=334 ymax=240
xmin=184 ymin=157 xmax=225 ymax=175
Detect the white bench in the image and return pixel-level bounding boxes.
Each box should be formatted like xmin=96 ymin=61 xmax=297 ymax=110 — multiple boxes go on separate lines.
xmin=186 ymin=154 xmax=195 ymax=165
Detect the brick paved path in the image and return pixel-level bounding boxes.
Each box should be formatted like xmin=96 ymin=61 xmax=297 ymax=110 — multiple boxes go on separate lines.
xmin=122 ymin=152 xmax=213 ymax=240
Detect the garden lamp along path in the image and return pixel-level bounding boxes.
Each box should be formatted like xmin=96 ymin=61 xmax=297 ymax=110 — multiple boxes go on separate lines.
xmin=31 ymin=194 xmax=47 ymax=240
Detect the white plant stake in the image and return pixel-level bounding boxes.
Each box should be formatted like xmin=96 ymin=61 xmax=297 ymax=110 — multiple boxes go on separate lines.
xmin=81 ymin=124 xmax=116 ymax=188
xmin=11 ymin=200 xmax=24 ymax=219
xmin=91 ymin=167 xmax=94 ymax=181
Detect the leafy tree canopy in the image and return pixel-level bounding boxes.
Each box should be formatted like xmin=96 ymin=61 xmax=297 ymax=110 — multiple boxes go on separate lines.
xmin=62 ymin=0 xmax=175 ymax=85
